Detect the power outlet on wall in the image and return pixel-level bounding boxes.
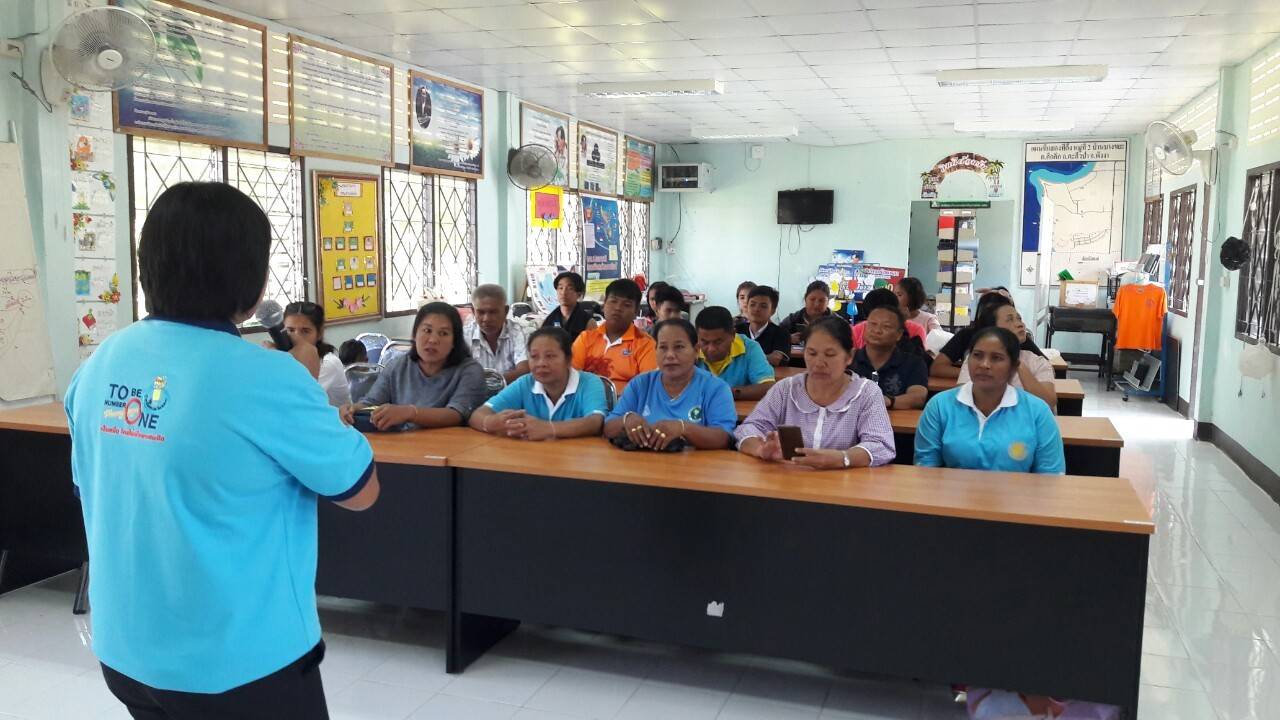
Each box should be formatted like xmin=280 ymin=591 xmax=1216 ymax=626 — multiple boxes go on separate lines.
xmin=0 ymin=40 xmax=24 ymax=60
xmin=750 ymin=144 xmax=765 ymax=160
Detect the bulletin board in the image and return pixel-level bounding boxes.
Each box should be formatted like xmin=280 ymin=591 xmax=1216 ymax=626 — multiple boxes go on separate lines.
xmin=313 ymin=172 xmax=383 ymax=323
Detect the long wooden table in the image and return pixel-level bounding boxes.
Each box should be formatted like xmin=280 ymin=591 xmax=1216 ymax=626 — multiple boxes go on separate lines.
xmin=926 ymin=377 xmax=1086 ymax=416
xmin=0 ymin=403 xmax=1153 ymax=717
xmin=1052 ymin=355 xmax=1070 ymax=379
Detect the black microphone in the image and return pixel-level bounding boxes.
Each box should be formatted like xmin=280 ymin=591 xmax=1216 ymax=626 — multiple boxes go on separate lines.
xmin=254 ymin=299 xmax=293 ymax=352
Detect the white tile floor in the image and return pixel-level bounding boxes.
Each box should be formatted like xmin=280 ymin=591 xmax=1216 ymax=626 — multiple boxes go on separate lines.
xmin=2 ymin=378 xmax=1279 ymax=719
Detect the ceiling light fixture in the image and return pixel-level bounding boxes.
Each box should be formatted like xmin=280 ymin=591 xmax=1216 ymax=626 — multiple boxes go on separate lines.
xmin=692 ymin=127 xmax=798 ymax=141
xmin=936 ymin=65 xmax=1108 ymax=87
xmin=579 ymin=79 xmax=724 ymax=98
xmin=954 ymin=118 xmax=1076 ymax=133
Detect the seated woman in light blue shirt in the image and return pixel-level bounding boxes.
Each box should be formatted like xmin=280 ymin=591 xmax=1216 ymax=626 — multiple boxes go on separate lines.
xmin=469 ymin=327 xmax=608 ymax=440
xmin=604 ymin=319 xmax=737 ymax=451
xmin=915 ymin=327 xmax=1065 ymax=474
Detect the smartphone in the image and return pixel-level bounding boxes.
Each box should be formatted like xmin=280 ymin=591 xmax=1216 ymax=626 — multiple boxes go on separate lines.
xmin=777 ymin=425 xmax=804 ymax=460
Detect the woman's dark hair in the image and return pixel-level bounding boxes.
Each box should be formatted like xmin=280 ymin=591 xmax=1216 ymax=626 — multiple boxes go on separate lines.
xmin=967 ymin=326 xmax=1022 ymax=372
xmin=804 ymin=280 xmax=830 ymax=298
xmin=973 ymin=293 xmax=1015 ymax=330
xmin=284 ymin=301 xmax=335 ymax=358
xmin=338 ymin=339 xmax=367 ymax=365
xmin=897 ymin=277 xmax=927 ymax=312
xmin=607 ymin=278 xmax=644 ymax=306
xmin=138 ymin=182 xmax=269 ymax=321
xmin=654 ymin=318 xmax=698 ymax=345
xmin=409 ymin=302 xmax=471 ymax=367
xmin=652 ymin=284 xmax=686 ymax=311
xmin=866 ymin=304 xmax=905 ymax=332
xmin=974 ymin=289 xmax=1013 ymax=320
xmin=736 ymin=280 xmax=757 ymax=295
xmin=694 ymin=305 xmax=735 ymax=332
xmin=747 ymin=284 xmax=779 ymax=310
xmin=804 ymin=316 xmax=854 ymax=353
xmin=553 ymin=271 xmax=585 ymax=295
xmin=527 ymin=326 xmax=573 ymax=359
xmin=645 ymin=280 xmax=670 ymax=300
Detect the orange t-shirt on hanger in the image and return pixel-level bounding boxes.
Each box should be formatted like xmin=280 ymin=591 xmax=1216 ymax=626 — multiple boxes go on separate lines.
xmin=1113 ymin=283 xmax=1166 ymax=351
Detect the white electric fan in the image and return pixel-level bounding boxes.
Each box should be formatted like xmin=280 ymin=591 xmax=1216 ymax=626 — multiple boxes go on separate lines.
xmin=1144 ymin=120 xmax=1236 ymax=186
xmin=41 ymin=6 xmax=157 ymax=104
xmin=506 ymin=144 xmax=558 ymax=191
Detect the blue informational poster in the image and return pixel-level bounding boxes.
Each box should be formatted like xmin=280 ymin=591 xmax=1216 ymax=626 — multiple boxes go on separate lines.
xmin=410 ymin=72 xmax=484 ymax=178
xmin=581 ymin=195 xmax=621 ymax=295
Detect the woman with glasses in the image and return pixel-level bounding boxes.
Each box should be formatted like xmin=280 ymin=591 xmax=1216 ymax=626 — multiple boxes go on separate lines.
xmin=283 ymin=301 xmax=350 ymax=407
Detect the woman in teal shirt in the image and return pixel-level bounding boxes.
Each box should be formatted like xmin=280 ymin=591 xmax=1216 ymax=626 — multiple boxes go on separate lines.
xmin=470 ymin=327 xmax=608 ymax=440
xmin=915 ymin=327 xmax=1065 ymax=474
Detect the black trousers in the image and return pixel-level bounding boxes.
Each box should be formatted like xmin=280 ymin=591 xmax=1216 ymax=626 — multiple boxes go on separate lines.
xmin=101 ymin=641 xmax=329 ymax=719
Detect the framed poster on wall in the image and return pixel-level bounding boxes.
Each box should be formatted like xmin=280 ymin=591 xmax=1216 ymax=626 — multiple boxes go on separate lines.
xmin=581 ymin=194 xmax=621 ymax=297
xmin=623 ymin=136 xmax=655 ymax=201
xmin=288 ymin=36 xmax=394 ymax=165
xmin=115 ymin=0 xmax=268 ymax=149
xmin=409 ymin=71 xmax=484 ymax=179
xmin=313 ymin=172 xmax=383 ymax=323
xmin=519 ymin=102 xmax=570 ymax=188
xmin=575 ymin=122 xmax=618 ymax=196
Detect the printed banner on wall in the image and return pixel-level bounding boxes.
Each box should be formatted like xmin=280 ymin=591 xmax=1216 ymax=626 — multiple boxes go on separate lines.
xmin=576 ymin=123 xmax=618 ymax=196
xmin=410 ymin=72 xmax=484 ymax=179
xmin=289 ymin=36 xmax=394 ymax=165
xmin=519 ymin=103 xmax=569 ymax=188
xmin=581 ymin=195 xmax=621 ymax=296
xmin=530 ymin=186 xmax=563 ymax=229
xmin=1020 ymin=140 xmax=1128 ymax=285
xmin=623 ymin=136 xmax=655 ymax=201
xmin=314 ymin=172 xmax=382 ymax=323
xmin=116 ymin=0 xmax=267 ymax=148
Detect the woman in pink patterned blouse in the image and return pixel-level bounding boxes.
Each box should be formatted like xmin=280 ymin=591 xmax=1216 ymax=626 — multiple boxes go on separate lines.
xmin=735 ymin=316 xmax=896 ymax=469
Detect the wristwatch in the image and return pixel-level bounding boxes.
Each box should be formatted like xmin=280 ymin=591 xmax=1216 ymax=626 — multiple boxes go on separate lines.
xmin=842 ymin=450 xmax=851 ymax=468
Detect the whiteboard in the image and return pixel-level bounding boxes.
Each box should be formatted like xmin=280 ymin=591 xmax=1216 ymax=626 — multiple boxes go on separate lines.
xmin=0 ymin=142 xmax=56 ymax=400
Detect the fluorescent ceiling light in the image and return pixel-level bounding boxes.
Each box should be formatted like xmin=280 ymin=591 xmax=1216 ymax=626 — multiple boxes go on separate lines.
xmin=936 ymin=65 xmax=1108 ymax=87
xmin=579 ymin=79 xmax=723 ymax=98
xmin=954 ymin=118 xmax=1075 ymax=133
xmin=692 ymin=127 xmax=798 ymax=141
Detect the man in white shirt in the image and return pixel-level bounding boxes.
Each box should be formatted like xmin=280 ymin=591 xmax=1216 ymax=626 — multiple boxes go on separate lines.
xmin=465 ymin=284 xmax=529 ymax=383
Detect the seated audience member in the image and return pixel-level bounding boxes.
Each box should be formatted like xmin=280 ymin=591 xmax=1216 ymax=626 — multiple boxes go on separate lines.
xmin=958 ymin=300 xmax=1056 ymax=407
xmin=895 ymin=277 xmax=941 ymax=334
xmin=340 ymin=302 xmax=486 ymax=430
xmin=931 ymin=292 xmax=1045 ymax=378
xmin=695 ymin=306 xmax=775 ymax=401
xmin=650 ymin=284 xmax=688 ymax=333
xmin=465 ymin=284 xmax=528 ymax=383
xmin=571 ymin=279 xmax=657 ymax=394
xmin=852 ymin=288 xmax=927 ymax=351
xmin=779 ymin=280 xmax=834 ymax=345
xmin=641 ymin=280 xmax=671 ymax=321
xmin=851 ymin=305 xmax=928 ymax=410
xmin=915 ymin=327 xmax=1065 ymax=474
xmin=736 ymin=285 xmax=790 ymax=366
xmin=470 ymin=327 xmax=607 ymax=440
xmin=604 ymin=319 xmax=736 ymax=450
xmin=734 ymin=280 xmax=757 ymax=324
xmin=338 ymin=339 xmax=367 ymax=366
xmin=282 ymin=301 xmax=350 ymax=407
xmin=541 ymin=271 xmax=596 ymax=342
xmin=736 ymin=316 xmax=896 ymax=469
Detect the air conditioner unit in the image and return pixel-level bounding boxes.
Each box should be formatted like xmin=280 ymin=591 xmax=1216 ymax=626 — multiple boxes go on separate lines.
xmin=659 ymin=163 xmax=713 ymax=193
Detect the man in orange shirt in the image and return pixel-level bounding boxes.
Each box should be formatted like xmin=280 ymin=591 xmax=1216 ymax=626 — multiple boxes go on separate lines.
xmin=571 ymin=279 xmax=656 ymax=394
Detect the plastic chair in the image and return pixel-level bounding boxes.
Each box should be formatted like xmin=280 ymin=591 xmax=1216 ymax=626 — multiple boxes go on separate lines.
xmin=356 ymin=333 xmax=390 ymax=365
xmin=344 ymin=363 xmax=382 ymax=404
xmin=601 ymin=376 xmax=618 ymax=411
xmin=379 ymin=340 xmax=413 ymax=368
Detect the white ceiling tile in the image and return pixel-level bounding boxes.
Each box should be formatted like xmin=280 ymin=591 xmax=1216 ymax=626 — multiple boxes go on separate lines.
xmin=584 ymin=71 xmax=665 ymax=82
xmin=887 ymin=44 xmax=976 ymax=62
xmin=891 ymin=58 xmax=979 ymax=73
xmin=1183 ymin=13 xmax=1280 ymax=35
xmin=798 ymin=48 xmax=892 ymax=65
xmin=977 ymin=1 xmax=1087 ymax=25
xmin=353 ymin=9 xmax=479 ymax=33
xmin=764 ymin=12 xmax=872 ymax=36
xmin=452 ymin=46 xmax=547 ymax=63
xmin=824 ymin=74 xmax=902 ymax=88
xmin=1069 ymin=52 xmax=1160 ymax=65
xmin=1201 ymin=0 xmax=1280 ymax=13
xmin=812 ymin=62 xmax=897 ymax=77
xmin=976 ymin=22 xmax=1081 ymax=42
xmin=879 ymin=26 xmax=976 ymax=48
xmin=284 ymin=15 xmax=391 ymax=38
xmin=750 ymin=77 xmax=830 ymax=91
xmin=746 ymin=0 xmax=854 ymax=14
xmin=531 ymin=44 xmax=629 ymax=62
xmin=977 ymin=55 xmax=1068 ymax=68
xmin=733 ymin=65 xmax=820 ymax=80
xmin=610 ymin=40 xmax=708 ymax=59
xmin=441 ymin=5 xmax=563 ymax=29
xmin=420 ymin=0 xmax=547 ymax=7
xmin=668 ymin=17 xmax=777 ymax=39
xmin=561 ymin=59 xmax=655 ymax=74
xmin=1072 ymin=37 xmax=1173 ymax=54
xmin=210 ymin=0 xmax=355 ymax=20
xmin=1087 ymin=0 xmax=1204 ymax=20
xmin=535 ymin=0 xmax=659 ymax=26
xmin=1163 ymin=34 xmax=1273 ymax=62
xmin=782 ymin=33 xmax=882 ymax=52
xmin=694 ymin=36 xmax=795 ymax=55
xmin=867 ymin=5 xmax=974 ymax=30
xmin=1143 ymin=64 xmax=1222 ymax=77
xmin=979 ymin=41 xmax=1074 ymax=57
xmin=639 ymin=56 xmax=728 ymax=71
xmin=404 ymin=49 xmax=473 ymax=66
xmin=399 ymin=31 xmax=512 ymax=50
xmin=718 ymin=52 xmax=807 ymax=68
xmin=1077 ymin=18 xmax=1188 ymax=39
xmin=863 ymin=0 xmax=975 ymax=7
xmin=636 ymin=0 xmax=756 ymax=21
xmin=576 ymin=23 xmax=684 ymax=43
xmin=489 ymin=26 xmax=600 ymax=46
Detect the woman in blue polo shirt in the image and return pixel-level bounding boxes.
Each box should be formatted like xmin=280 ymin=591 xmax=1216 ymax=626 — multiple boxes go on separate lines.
xmin=915 ymin=327 xmax=1065 ymax=474
xmin=64 ymin=182 xmax=379 ymax=717
xmin=470 ymin=327 xmax=608 ymax=440
xmin=604 ymin=319 xmax=736 ymax=450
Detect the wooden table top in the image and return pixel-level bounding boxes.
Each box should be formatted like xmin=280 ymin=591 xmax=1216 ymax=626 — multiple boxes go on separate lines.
xmin=1051 ymin=356 xmax=1069 ymax=371
xmin=0 ymin=402 xmax=69 ymax=435
xmin=449 ymin=436 xmax=1152 ymax=535
xmin=927 ymin=376 xmax=1085 ymax=399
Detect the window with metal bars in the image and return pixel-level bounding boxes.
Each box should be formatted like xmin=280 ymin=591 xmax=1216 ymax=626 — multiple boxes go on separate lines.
xmin=1142 ymin=197 xmax=1164 ymax=249
xmin=619 ymin=199 xmax=651 ymax=281
xmin=128 ymin=137 xmax=305 ymax=327
xmin=1236 ymin=163 xmax=1280 ymax=350
xmin=525 ymin=191 xmax=583 ymax=272
xmin=1165 ymin=185 xmax=1197 ymax=317
xmin=382 ymin=167 xmax=478 ymax=309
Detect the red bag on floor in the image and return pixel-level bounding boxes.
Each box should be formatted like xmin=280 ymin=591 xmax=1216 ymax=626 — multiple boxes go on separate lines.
xmin=967 ymin=689 xmax=1120 ymax=720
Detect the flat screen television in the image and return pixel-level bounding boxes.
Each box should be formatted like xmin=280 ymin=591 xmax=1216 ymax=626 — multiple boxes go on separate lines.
xmin=777 ymin=189 xmax=834 ymax=225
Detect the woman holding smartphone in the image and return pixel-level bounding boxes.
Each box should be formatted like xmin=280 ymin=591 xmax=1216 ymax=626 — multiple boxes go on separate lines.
xmin=735 ymin=316 xmax=896 ymax=469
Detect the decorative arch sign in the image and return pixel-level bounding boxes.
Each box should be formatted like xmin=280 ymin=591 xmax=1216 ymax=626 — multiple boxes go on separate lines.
xmin=920 ymin=152 xmax=1005 ymax=199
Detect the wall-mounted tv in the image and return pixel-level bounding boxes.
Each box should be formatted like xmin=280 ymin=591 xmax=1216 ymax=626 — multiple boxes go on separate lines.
xmin=777 ymin=189 xmax=834 ymax=225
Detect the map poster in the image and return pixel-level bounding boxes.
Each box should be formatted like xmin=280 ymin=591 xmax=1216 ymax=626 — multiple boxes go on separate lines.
xmin=581 ymin=195 xmax=621 ymax=297
xmin=1021 ymin=140 xmax=1128 ymax=285
xmin=289 ymin=36 xmax=394 ymax=165
xmin=410 ymin=72 xmax=484 ymax=179
xmin=115 ymin=0 xmax=268 ymax=150
xmin=576 ymin=123 xmax=618 ymax=196
xmin=623 ymin=136 xmax=655 ymax=201
xmin=313 ymin=172 xmax=383 ymax=323
xmin=519 ymin=103 xmax=569 ymax=188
